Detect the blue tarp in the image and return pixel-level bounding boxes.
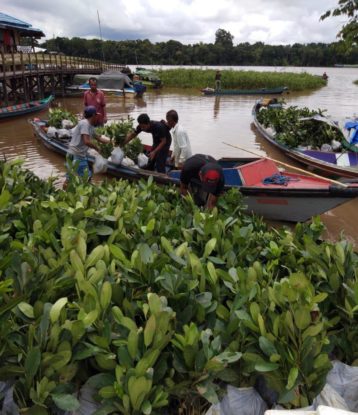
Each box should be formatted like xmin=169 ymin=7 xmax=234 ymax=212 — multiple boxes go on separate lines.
xmin=345 ymin=120 xmax=358 ymax=144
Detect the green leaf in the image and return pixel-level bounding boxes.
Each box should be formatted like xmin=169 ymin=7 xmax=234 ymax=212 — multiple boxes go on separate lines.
xmin=0 ymin=189 xmax=11 ymax=209
xmin=259 ymin=336 xmax=277 ymax=357
xmin=294 ymin=307 xmax=311 ymax=330
xmin=196 ymin=381 xmax=219 ymax=404
xmin=207 ymin=261 xmax=218 ymax=285
xmin=18 ymin=302 xmax=34 ymax=318
xmin=141 ymin=400 xmax=152 ymax=415
xmin=144 ymin=315 xmax=156 ymax=347
xmin=204 ymin=238 xmax=217 ymax=258
xmin=139 ymin=243 xmax=154 ymax=264
xmin=196 ymin=292 xmax=212 ymax=308
xmin=312 ymin=292 xmax=328 ymax=303
xmin=302 ymin=323 xmax=323 ymax=340
xmin=98 ymin=386 xmax=116 ymax=399
xmin=148 ymin=293 xmax=162 ymax=315
xmin=286 ymin=367 xmax=298 ymax=390
xmin=25 ymin=347 xmax=41 ymax=381
xmin=52 ymin=394 xmax=80 ymax=411
xmin=50 ymin=297 xmax=68 ymax=324
xmin=96 ymin=225 xmax=113 ymax=236
xmin=255 ymin=361 xmax=279 ymax=372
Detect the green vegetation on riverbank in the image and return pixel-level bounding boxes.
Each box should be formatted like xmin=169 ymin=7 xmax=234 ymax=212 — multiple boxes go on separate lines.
xmin=1 ymin=159 xmax=358 ymax=413
xmin=42 ymin=33 xmax=358 ymax=67
xmin=354 ymin=79 xmax=358 ymax=85
xmin=157 ymin=68 xmax=326 ymax=91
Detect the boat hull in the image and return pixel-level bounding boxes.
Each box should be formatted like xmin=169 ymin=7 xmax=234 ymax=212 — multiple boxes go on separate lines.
xmin=0 ymin=96 xmax=53 ymax=120
xmin=202 ymin=87 xmax=288 ymax=96
xmin=31 ymin=120 xmax=358 ymax=222
xmin=252 ymin=102 xmax=358 ymax=179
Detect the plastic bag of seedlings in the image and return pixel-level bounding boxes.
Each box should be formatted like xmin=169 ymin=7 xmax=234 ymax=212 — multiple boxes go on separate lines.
xmin=111 ymin=147 xmax=124 ymax=165
xmin=93 ymin=154 xmax=108 ymax=173
xmin=137 ymin=153 xmax=149 ymax=168
xmin=121 ymin=157 xmax=136 ymax=167
xmin=47 ymin=126 xmax=57 ymax=138
xmin=205 ymin=386 xmax=267 ymax=415
xmin=62 ymin=119 xmax=75 ymax=129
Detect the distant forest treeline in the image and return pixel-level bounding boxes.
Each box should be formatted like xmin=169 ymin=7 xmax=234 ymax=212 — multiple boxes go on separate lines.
xmin=41 ymin=31 xmax=358 ymax=67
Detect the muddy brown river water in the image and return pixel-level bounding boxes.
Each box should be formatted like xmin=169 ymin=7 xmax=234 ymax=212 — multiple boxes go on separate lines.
xmin=1 ymin=65 xmax=357 ymax=247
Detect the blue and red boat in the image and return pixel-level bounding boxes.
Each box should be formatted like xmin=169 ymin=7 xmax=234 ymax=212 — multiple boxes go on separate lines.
xmin=0 ymin=95 xmax=53 ymax=120
xmin=30 ymin=118 xmax=358 ymax=222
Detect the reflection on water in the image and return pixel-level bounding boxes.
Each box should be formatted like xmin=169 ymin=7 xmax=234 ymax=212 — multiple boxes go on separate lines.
xmin=214 ymin=96 xmax=221 ymax=119
xmin=0 ymin=66 xmax=357 ymax=247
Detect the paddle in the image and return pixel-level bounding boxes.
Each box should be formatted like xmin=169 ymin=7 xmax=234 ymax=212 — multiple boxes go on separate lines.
xmin=222 ymin=141 xmax=349 ymax=188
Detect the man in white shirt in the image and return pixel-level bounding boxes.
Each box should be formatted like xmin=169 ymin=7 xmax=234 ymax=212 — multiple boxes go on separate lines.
xmin=166 ymin=110 xmax=192 ymax=169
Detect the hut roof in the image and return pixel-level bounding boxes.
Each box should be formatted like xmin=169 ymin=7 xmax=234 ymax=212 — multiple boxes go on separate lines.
xmin=0 ymin=12 xmax=45 ymax=38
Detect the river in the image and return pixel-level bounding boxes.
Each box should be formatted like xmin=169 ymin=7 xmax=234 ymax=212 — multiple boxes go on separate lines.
xmin=1 ymin=65 xmax=357 ymax=247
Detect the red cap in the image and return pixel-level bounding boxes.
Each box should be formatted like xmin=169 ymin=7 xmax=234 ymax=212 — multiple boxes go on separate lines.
xmin=200 ymin=163 xmax=221 ymax=193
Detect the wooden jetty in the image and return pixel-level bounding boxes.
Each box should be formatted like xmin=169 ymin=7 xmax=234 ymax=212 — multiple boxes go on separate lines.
xmin=0 ymin=51 xmax=124 ymax=104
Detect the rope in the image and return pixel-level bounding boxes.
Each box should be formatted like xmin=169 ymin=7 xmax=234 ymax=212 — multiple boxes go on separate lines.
xmin=262 ymin=173 xmax=300 ymax=186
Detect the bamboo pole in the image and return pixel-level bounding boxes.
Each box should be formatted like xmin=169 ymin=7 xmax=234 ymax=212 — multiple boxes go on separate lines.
xmin=222 ymin=141 xmax=348 ymax=188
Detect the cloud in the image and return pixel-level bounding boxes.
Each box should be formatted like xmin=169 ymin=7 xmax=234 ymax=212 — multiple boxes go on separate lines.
xmin=2 ymin=0 xmax=343 ymax=45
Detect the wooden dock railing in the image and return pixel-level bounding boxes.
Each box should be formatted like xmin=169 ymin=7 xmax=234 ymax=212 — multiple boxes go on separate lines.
xmin=0 ymin=51 xmax=125 ymax=77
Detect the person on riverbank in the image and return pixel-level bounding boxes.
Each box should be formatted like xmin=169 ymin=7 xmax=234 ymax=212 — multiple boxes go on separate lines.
xmin=215 ymin=70 xmax=222 ymax=90
xmin=179 ymin=154 xmax=225 ymax=209
xmin=166 ymin=109 xmax=192 ymax=169
xmin=83 ymin=77 xmax=107 ymax=126
xmin=64 ymin=106 xmax=107 ymax=188
xmin=125 ymin=113 xmax=171 ymax=173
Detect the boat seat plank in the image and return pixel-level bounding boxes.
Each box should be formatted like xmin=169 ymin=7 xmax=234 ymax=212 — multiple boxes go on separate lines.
xmin=237 ymin=158 xmax=279 ymax=186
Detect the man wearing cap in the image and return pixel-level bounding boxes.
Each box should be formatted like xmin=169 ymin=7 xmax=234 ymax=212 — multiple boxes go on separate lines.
xmin=180 ymin=154 xmax=225 ymax=209
xmin=125 ymin=113 xmax=171 ymax=173
xmin=84 ymin=77 xmax=107 ymax=126
xmin=64 ymin=106 xmax=107 ymax=187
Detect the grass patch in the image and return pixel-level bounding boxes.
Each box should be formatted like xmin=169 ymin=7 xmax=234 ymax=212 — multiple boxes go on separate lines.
xmin=354 ymin=79 xmax=358 ymax=85
xmin=157 ymin=68 xmax=326 ymax=91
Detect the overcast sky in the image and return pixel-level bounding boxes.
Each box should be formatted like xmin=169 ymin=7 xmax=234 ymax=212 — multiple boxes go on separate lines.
xmin=2 ymin=0 xmax=345 ymax=45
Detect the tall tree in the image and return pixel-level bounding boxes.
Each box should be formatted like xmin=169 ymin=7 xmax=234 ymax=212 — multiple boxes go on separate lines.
xmin=321 ymin=0 xmax=358 ymax=46
xmin=214 ymin=29 xmax=234 ymax=48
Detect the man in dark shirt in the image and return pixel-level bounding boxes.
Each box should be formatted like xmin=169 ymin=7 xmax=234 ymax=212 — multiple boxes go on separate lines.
xmin=180 ymin=154 xmax=225 ymax=209
xmin=125 ymin=113 xmax=171 ymax=173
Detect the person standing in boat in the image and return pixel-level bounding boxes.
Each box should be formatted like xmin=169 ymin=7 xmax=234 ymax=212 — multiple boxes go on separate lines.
xmin=83 ymin=77 xmax=107 ymax=126
xmin=64 ymin=106 xmax=107 ymax=188
xmin=125 ymin=113 xmax=172 ymax=173
xmin=215 ymin=70 xmax=222 ymax=91
xmin=180 ymin=154 xmax=225 ymax=209
xmin=166 ymin=109 xmax=192 ymax=169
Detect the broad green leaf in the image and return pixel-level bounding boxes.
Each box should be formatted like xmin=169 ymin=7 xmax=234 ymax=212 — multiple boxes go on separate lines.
xmin=148 ymin=293 xmax=162 ymax=315
xmin=302 ymin=323 xmax=324 ymax=340
xmin=196 ymin=381 xmax=219 ymax=404
xmin=98 ymin=386 xmax=116 ymax=399
xmin=207 ymin=262 xmax=218 ymax=285
xmin=0 ymin=189 xmax=10 ymax=209
xmin=139 ymin=243 xmax=154 ymax=264
xmin=255 ymin=361 xmax=279 ymax=372
xmin=204 ymin=238 xmax=217 ymax=258
xmin=52 ymin=394 xmax=80 ymax=411
xmin=144 ymin=315 xmax=156 ymax=347
xmin=286 ymin=367 xmax=298 ymax=390
xmin=50 ymin=297 xmax=68 ymax=324
xmin=18 ymin=302 xmax=34 ymax=319
xmin=96 ymin=225 xmax=113 ymax=236
xmin=294 ymin=307 xmax=311 ymax=330
xmin=25 ymin=347 xmax=41 ymax=381
xmin=259 ymin=336 xmax=277 ymax=357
